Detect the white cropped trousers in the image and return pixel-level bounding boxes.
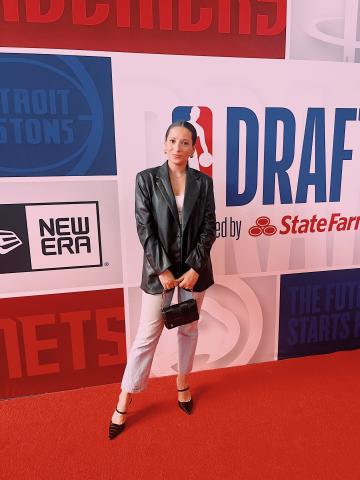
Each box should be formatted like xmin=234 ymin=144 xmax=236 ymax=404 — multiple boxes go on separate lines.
xmin=121 ymin=287 xmax=206 ymax=393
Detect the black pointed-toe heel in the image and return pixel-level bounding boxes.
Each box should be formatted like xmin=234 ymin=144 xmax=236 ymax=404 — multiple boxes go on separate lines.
xmin=108 ymin=407 xmax=127 ymax=440
xmin=108 ymin=398 xmax=132 ymax=440
xmin=177 ymin=386 xmax=193 ymax=415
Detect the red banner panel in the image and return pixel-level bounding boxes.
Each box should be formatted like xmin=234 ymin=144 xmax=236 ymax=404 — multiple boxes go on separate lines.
xmin=0 ymin=288 xmax=126 ymax=399
xmin=0 ymin=0 xmax=286 ymax=59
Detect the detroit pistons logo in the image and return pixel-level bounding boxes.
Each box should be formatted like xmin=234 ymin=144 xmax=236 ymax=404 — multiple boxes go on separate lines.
xmin=0 ymin=53 xmax=116 ymax=177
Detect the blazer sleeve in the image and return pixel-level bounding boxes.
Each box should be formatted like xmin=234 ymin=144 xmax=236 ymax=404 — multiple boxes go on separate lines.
xmin=135 ymin=172 xmax=172 ymax=275
xmin=185 ymin=177 xmax=216 ymax=273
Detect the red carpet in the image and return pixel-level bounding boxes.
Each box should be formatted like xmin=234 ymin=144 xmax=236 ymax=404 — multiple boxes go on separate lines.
xmin=1 ymin=349 xmax=360 ymax=480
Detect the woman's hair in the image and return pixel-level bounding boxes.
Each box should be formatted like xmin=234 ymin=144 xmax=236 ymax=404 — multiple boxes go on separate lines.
xmin=165 ymin=120 xmax=197 ymax=146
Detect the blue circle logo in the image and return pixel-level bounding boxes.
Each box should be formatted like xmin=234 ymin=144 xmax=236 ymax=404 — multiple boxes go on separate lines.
xmin=0 ymin=54 xmax=115 ymax=176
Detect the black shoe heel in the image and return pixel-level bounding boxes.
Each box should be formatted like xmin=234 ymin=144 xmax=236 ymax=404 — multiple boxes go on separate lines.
xmin=177 ymin=386 xmax=193 ymax=415
xmin=109 ymin=408 xmax=127 ymax=440
xmin=108 ymin=398 xmax=133 ymax=440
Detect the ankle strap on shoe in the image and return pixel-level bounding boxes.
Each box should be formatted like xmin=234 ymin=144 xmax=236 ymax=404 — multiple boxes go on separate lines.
xmin=116 ymin=408 xmax=127 ymax=415
xmin=177 ymin=386 xmax=189 ymax=392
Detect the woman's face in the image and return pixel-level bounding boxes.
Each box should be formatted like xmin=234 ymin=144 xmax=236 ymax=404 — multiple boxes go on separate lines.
xmin=165 ymin=126 xmax=195 ymax=167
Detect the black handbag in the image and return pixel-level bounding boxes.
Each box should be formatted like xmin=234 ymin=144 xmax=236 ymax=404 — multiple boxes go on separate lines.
xmin=161 ymin=291 xmax=199 ymax=329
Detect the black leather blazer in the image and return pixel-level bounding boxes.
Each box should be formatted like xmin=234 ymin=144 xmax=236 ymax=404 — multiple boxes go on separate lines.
xmin=135 ymin=160 xmax=216 ymax=294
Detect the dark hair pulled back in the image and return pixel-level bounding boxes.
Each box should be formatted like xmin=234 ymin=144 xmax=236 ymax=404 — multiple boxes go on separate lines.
xmin=165 ymin=120 xmax=197 ymax=146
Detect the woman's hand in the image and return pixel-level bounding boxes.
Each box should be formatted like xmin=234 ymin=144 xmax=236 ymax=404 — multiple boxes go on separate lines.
xmin=176 ymin=268 xmax=199 ymax=290
xmin=158 ymin=269 xmax=179 ymax=291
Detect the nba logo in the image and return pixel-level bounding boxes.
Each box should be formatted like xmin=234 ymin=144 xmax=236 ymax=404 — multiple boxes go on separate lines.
xmin=172 ymin=106 xmax=213 ymax=177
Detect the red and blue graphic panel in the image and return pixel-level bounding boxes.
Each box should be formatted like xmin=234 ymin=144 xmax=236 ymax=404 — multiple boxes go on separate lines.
xmin=172 ymin=106 xmax=213 ymax=177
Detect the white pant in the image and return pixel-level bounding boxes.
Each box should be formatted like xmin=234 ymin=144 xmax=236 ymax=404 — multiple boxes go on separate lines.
xmin=121 ymin=288 xmax=206 ymax=393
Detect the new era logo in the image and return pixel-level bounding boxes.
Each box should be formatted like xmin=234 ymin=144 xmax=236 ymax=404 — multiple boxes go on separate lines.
xmin=0 ymin=202 xmax=102 ymax=274
xmin=0 ymin=230 xmax=22 ymax=254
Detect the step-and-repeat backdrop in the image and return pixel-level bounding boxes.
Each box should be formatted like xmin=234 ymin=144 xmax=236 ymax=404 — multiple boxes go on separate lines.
xmin=1 ymin=0 xmax=360 ymax=398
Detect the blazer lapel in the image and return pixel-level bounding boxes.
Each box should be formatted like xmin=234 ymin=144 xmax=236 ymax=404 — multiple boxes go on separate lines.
xmin=156 ymin=161 xmax=180 ymax=225
xmin=182 ymin=166 xmax=201 ymax=231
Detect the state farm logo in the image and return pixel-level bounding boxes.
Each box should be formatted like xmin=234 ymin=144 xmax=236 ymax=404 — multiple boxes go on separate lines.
xmin=248 ymin=217 xmax=277 ymax=237
xmin=0 ymin=230 xmax=22 ymax=254
xmin=0 ymin=202 xmax=102 ymax=274
xmin=248 ymin=213 xmax=360 ymax=237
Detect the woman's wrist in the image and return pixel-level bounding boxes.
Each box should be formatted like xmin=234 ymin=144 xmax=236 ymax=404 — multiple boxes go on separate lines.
xmin=159 ymin=269 xmax=178 ymax=290
xmin=189 ymin=267 xmax=200 ymax=278
xmin=159 ymin=268 xmax=170 ymax=275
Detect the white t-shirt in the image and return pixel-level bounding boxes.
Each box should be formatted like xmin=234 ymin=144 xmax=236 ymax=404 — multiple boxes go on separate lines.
xmin=175 ymin=194 xmax=185 ymax=225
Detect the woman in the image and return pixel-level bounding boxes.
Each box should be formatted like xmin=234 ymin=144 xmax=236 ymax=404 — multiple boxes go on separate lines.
xmin=109 ymin=120 xmax=216 ymax=440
